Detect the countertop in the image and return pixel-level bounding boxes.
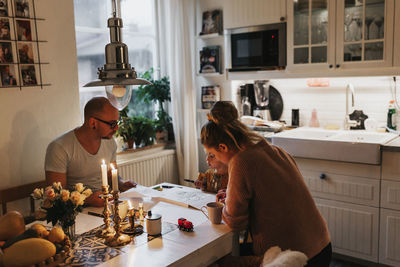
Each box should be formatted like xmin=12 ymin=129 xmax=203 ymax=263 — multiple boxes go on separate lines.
xmin=382 ymin=136 xmax=400 ymax=152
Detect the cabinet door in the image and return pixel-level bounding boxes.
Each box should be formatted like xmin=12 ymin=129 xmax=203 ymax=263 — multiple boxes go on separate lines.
xmin=335 ymin=0 xmax=394 ymax=69
xmin=287 ymin=0 xmax=336 ymax=71
xmin=381 ymin=180 xmax=400 ymax=210
xmin=393 ymin=0 xmax=400 ymax=66
xmin=382 ymin=151 xmax=400 ymax=182
xmin=379 ymin=209 xmax=400 ymax=266
xmin=315 ymin=198 xmax=379 ymax=262
xmin=223 ymin=0 xmax=286 ymax=29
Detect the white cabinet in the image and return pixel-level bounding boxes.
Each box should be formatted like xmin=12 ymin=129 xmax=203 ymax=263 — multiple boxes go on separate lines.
xmin=223 ymin=0 xmax=286 ymax=29
xmin=295 ymin=157 xmax=380 ymax=262
xmin=287 ymin=0 xmax=395 ymax=72
xmin=316 ymin=198 xmax=379 ymax=262
xmin=379 ymin=209 xmax=400 ymax=266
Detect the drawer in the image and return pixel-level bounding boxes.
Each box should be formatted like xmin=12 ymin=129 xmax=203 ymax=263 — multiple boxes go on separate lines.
xmin=381 ymin=180 xmax=400 ymax=210
xmin=382 ymin=151 xmax=400 ymax=182
xmin=301 ymin=169 xmax=380 ymax=207
xmin=295 ymin=157 xmax=380 ymax=180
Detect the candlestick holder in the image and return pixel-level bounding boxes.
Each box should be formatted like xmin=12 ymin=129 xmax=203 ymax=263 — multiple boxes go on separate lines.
xmin=96 ymin=185 xmax=115 ymax=238
xmin=105 ymin=190 xmax=132 ymax=247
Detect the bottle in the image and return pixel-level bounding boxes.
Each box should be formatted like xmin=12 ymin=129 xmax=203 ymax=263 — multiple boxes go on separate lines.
xmin=291 ymin=109 xmax=299 ymax=127
xmin=309 ymin=108 xmax=320 ymax=127
xmin=242 ymin=96 xmax=251 ymax=116
xmin=387 ymin=100 xmax=396 ymax=130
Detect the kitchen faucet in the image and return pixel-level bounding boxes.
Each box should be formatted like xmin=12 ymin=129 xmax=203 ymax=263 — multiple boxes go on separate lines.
xmin=344 ymin=83 xmax=360 ymax=130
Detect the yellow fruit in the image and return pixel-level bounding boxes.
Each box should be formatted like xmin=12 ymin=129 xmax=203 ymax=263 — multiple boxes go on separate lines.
xmin=3 ymin=238 xmax=56 ymax=267
xmin=0 ymin=211 xmax=25 ymax=241
xmin=30 ymin=223 xmax=49 ymax=238
xmin=47 ymin=227 xmax=65 ymax=243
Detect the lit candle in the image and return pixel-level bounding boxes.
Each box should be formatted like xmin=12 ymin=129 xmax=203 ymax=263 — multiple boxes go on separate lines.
xmin=101 ymin=160 xmax=108 ymax=187
xmin=111 ymin=163 xmax=118 ymax=192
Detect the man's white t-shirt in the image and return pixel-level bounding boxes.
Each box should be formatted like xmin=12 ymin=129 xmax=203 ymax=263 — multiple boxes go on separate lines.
xmin=45 ymin=129 xmax=117 ymax=191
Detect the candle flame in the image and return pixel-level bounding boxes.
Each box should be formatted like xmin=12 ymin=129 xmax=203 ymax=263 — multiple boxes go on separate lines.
xmin=102 ymin=159 xmax=105 ymax=164
xmin=110 ymin=163 xmax=115 ymax=170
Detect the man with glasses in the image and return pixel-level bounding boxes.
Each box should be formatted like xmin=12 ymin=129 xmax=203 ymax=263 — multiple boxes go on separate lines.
xmin=45 ymin=97 xmax=136 ymax=206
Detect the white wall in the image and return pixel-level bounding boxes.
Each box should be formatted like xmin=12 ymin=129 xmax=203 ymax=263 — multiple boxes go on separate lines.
xmin=231 ymin=76 xmax=398 ymax=129
xmin=0 ymin=0 xmax=80 ymax=205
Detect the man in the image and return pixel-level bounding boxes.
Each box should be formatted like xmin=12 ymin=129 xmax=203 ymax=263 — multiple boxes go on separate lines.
xmin=45 ymin=97 xmax=136 ymax=207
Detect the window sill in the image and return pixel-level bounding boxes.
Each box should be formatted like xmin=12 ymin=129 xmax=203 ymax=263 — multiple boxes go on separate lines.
xmin=116 ymin=143 xmax=176 ymax=165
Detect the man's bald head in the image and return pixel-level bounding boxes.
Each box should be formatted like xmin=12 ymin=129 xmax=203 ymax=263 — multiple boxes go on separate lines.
xmin=84 ymin=97 xmax=116 ymax=122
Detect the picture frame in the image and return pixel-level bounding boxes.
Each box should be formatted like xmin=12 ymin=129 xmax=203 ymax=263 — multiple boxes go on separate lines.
xmin=0 ymin=65 xmax=17 ymax=86
xmin=0 ymin=41 xmax=13 ymax=63
xmin=20 ymin=65 xmax=37 ymax=85
xmin=18 ymin=42 xmax=34 ymax=63
xmin=15 ymin=0 xmax=30 ymax=18
xmin=0 ymin=18 xmax=10 ymax=40
xmin=201 ymin=85 xmax=220 ymax=109
xmin=16 ymin=19 xmax=32 ymax=41
xmin=200 ymin=9 xmax=222 ymax=35
xmin=199 ymin=46 xmax=220 ymax=74
xmin=0 ymin=0 xmax=9 ymax=17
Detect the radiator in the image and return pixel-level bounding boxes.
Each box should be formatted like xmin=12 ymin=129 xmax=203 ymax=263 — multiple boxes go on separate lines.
xmin=117 ymin=149 xmax=179 ymax=186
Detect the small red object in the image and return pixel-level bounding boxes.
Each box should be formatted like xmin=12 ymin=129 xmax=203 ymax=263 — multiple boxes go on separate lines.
xmin=178 ymin=217 xmax=194 ymax=232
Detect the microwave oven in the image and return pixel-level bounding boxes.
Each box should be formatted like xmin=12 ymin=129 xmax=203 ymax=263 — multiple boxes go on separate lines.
xmin=225 ymin=23 xmax=286 ymax=71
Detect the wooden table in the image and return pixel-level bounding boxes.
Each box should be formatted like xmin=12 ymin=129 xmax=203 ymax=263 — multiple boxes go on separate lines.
xmin=78 ymin=184 xmax=237 ymax=266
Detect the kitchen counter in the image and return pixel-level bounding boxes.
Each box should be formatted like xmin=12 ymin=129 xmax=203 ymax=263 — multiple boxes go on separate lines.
xmin=382 ymin=136 xmax=400 ymax=151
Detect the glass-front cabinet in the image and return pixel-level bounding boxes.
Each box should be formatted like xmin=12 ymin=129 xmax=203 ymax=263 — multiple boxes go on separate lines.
xmin=287 ymin=0 xmax=335 ymax=71
xmin=336 ymin=0 xmax=394 ymax=69
xmin=287 ymin=0 xmax=394 ymax=72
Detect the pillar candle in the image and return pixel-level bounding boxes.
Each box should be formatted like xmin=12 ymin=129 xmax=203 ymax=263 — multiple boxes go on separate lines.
xmin=111 ymin=163 xmax=118 ymax=192
xmin=101 ymin=160 xmax=108 ymax=187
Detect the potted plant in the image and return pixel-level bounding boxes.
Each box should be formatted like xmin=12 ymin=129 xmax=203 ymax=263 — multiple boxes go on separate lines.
xmin=116 ymin=108 xmax=135 ymax=149
xmin=137 ymin=68 xmax=174 ymax=142
xmin=131 ymin=116 xmax=156 ymax=148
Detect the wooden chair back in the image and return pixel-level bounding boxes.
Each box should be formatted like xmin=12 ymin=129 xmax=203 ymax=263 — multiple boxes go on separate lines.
xmin=0 ymin=181 xmax=46 ymax=216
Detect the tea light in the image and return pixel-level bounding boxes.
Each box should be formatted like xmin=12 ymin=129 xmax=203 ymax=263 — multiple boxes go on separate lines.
xmin=111 ymin=163 xmax=118 ymax=192
xmin=101 ymin=160 xmax=108 ymax=187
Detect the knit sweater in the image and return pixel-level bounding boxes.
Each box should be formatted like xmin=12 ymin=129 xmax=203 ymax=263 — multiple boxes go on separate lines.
xmin=222 ymin=140 xmax=330 ymax=259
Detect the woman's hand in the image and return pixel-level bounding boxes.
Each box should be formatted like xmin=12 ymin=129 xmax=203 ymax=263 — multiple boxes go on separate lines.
xmin=194 ymin=179 xmax=205 ymax=190
xmin=216 ymin=189 xmax=226 ymax=203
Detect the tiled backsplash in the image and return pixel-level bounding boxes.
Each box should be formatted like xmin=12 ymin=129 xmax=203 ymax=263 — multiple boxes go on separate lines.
xmin=232 ymin=76 xmax=399 ymax=129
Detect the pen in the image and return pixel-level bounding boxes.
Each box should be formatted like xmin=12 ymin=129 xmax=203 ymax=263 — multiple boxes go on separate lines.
xmin=88 ymin=211 xmax=103 ymax=218
xmin=184 ymin=179 xmax=195 ymax=183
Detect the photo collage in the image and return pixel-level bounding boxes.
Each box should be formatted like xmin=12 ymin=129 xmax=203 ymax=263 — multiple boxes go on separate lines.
xmin=0 ymin=0 xmax=39 ymax=87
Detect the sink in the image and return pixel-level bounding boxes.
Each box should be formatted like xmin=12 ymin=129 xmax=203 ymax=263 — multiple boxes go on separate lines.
xmin=271 ymin=128 xmax=398 ymax=164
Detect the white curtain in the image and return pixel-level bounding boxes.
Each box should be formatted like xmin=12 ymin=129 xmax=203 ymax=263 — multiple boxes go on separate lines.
xmin=156 ymin=0 xmax=199 ymax=183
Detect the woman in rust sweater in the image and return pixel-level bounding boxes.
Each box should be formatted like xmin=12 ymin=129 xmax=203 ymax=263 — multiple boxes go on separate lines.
xmin=201 ymin=101 xmax=331 ymax=267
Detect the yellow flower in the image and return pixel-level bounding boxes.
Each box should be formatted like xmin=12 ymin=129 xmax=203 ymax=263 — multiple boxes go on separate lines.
xmin=75 ymin=183 xmax=84 ymax=193
xmin=70 ymin=191 xmax=81 ymax=205
xmin=45 ymin=188 xmax=56 ymax=201
xmin=60 ymin=189 xmax=70 ymax=202
xmin=32 ymin=188 xmax=43 ymax=199
xmin=82 ymin=188 xmax=92 ymax=198
xmin=42 ymin=198 xmax=52 ymax=208
xmin=53 ymin=182 xmax=62 ymax=191
xmin=77 ymin=194 xmax=85 ymax=206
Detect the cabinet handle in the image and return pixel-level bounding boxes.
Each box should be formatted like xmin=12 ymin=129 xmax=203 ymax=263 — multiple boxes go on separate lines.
xmin=280 ymin=16 xmax=286 ymax=22
xmin=336 ymin=64 xmax=340 ymax=68
xmin=329 ymin=65 xmax=333 ymax=68
xmin=319 ymin=173 xmax=326 ymax=179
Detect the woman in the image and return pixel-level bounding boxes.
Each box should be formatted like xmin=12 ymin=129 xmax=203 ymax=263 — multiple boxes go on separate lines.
xmin=201 ymin=101 xmax=331 ymax=267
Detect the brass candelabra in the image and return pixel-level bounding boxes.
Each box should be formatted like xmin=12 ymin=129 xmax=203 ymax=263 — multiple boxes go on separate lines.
xmin=105 ymin=190 xmax=132 ymax=246
xmin=96 ymin=185 xmax=115 ymax=238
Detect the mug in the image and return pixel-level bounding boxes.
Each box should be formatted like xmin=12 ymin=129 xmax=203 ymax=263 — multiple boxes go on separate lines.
xmin=110 ymin=199 xmax=129 ymax=221
xmin=201 ymin=202 xmax=224 ymax=224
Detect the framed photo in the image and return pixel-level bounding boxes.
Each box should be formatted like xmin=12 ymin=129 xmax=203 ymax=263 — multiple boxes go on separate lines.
xmin=0 ymin=0 xmax=9 ymax=17
xmin=15 ymin=0 xmax=30 ymax=18
xmin=18 ymin=42 xmax=34 ymax=63
xmin=0 ymin=65 xmax=17 ymax=86
xmin=199 ymin=46 xmax=220 ymax=74
xmin=21 ymin=65 xmax=37 ymax=85
xmin=16 ymin=19 xmax=32 ymax=41
xmin=0 ymin=41 xmax=13 ymax=63
xmin=201 ymin=85 xmax=220 ymax=109
xmin=0 ymin=18 xmax=10 ymax=40
xmin=200 ymin=10 xmax=222 ymax=35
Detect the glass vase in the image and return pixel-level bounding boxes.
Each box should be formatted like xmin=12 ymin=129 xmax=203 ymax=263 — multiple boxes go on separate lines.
xmin=62 ymin=223 xmax=76 ymax=241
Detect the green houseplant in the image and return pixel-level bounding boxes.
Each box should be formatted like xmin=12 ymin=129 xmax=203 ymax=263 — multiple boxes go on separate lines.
xmin=137 ymin=68 xmax=174 ymax=141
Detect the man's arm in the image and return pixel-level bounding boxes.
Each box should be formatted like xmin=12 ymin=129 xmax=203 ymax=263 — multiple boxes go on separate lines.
xmin=46 ymin=171 xmax=67 ymax=187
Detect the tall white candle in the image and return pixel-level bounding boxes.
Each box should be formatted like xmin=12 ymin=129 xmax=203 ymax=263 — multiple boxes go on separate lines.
xmin=111 ymin=163 xmax=118 ymax=192
xmin=101 ymin=160 xmax=108 ymax=187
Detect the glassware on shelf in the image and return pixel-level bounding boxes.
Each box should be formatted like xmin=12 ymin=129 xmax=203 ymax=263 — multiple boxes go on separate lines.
xmin=373 ymin=16 xmax=384 ymax=39
xmin=365 ymin=16 xmax=374 ymax=40
xmin=344 ymin=13 xmax=353 ymax=42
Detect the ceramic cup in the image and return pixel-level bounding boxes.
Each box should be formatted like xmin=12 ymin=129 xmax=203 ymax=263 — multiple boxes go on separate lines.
xmin=201 ymin=202 xmax=224 ymax=224
xmin=110 ymin=199 xmax=129 ymax=221
xmin=146 ymin=212 xmax=162 ymax=236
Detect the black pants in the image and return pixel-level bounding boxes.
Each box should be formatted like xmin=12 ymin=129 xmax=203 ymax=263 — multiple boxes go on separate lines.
xmin=305 ymin=243 xmax=332 ymax=267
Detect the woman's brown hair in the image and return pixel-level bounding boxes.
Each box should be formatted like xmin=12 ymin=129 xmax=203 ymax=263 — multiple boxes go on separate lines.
xmin=200 ymin=101 xmax=264 ymax=151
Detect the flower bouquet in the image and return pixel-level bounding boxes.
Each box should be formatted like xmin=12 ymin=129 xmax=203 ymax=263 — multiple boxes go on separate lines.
xmin=32 ymin=182 xmax=92 ymax=240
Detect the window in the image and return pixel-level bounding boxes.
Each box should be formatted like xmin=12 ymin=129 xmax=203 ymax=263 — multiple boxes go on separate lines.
xmin=73 ymin=0 xmax=158 ymax=118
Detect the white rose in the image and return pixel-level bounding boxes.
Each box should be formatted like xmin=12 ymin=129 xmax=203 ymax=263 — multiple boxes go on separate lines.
xmin=60 ymin=189 xmax=70 ymax=202
xmin=82 ymin=188 xmax=92 ymax=198
xmin=75 ymin=183 xmax=84 ymax=193
xmin=32 ymin=188 xmax=43 ymax=199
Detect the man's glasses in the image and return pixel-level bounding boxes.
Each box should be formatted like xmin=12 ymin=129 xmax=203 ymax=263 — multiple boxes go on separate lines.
xmin=93 ymin=117 xmax=119 ymax=128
